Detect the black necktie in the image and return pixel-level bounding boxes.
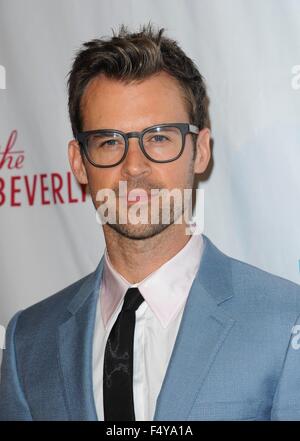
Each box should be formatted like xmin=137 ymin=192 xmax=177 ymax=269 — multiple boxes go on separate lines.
xmin=103 ymin=287 xmax=145 ymax=421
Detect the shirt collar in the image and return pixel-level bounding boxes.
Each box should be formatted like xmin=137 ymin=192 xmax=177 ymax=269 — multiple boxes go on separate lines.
xmin=100 ymin=233 xmax=204 ymax=329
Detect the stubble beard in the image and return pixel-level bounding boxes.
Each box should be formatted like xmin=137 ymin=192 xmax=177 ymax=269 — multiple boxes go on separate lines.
xmin=100 ymin=158 xmax=195 ymax=241
xmin=106 ymin=199 xmax=181 ymax=240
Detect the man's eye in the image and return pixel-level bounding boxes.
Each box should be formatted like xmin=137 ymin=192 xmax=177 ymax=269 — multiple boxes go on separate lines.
xmin=100 ymin=139 xmax=120 ymax=147
xmin=151 ymin=135 xmax=168 ymax=142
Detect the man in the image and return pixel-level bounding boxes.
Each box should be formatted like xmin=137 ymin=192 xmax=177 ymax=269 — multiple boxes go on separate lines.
xmin=1 ymin=24 xmax=300 ymax=421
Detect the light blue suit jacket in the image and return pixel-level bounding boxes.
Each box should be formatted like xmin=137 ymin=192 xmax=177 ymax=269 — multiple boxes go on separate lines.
xmin=1 ymin=235 xmax=300 ymax=421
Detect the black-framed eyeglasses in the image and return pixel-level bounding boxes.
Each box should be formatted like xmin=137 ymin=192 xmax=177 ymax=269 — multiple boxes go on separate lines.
xmin=76 ymin=122 xmax=200 ymax=168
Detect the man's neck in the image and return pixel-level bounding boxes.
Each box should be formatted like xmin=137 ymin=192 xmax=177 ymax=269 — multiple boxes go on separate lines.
xmin=103 ymin=223 xmax=192 ymax=284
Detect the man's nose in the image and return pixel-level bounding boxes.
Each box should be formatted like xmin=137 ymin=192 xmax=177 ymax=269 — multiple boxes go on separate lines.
xmin=120 ymin=137 xmax=151 ymax=178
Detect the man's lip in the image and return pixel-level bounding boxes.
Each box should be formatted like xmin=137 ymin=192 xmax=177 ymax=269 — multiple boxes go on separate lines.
xmin=118 ymin=190 xmax=160 ymax=202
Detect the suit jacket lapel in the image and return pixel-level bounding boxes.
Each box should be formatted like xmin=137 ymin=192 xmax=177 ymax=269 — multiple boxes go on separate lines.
xmin=154 ymin=235 xmax=236 ymax=420
xmin=57 ymin=257 xmax=104 ymax=421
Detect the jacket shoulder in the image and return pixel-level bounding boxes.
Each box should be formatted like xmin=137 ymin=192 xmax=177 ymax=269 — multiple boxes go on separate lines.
xmin=203 ymin=235 xmax=300 ymax=313
xmin=229 ymin=252 xmax=300 ymax=315
xmin=13 ymin=270 xmax=96 ymax=337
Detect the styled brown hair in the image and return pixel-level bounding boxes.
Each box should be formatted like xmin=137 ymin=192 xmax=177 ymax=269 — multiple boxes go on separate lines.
xmin=67 ymin=23 xmax=209 ymax=138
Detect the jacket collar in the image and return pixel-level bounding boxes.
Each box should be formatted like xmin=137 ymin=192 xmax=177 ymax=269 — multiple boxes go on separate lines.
xmin=58 ymin=256 xmax=104 ymax=420
xmin=66 ymin=234 xmax=234 ymax=316
xmin=153 ymin=235 xmax=236 ymax=420
xmin=67 ymin=256 xmax=104 ymax=316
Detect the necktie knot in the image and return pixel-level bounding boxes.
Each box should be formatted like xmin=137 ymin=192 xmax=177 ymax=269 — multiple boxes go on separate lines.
xmin=122 ymin=287 xmax=144 ymax=312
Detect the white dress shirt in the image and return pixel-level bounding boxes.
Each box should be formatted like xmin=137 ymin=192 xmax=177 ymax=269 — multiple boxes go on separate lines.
xmin=92 ymin=233 xmax=204 ymax=420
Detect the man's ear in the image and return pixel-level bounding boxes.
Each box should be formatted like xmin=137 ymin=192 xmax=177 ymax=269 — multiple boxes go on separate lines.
xmin=193 ymin=127 xmax=211 ymax=174
xmin=68 ymin=139 xmax=88 ymax=185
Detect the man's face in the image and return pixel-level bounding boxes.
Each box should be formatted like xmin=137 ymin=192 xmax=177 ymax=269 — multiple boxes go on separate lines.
xmin=68 ymin=71 xmax=210 ymax=240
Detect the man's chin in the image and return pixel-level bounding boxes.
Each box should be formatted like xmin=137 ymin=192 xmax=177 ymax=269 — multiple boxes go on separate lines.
xmin=105 ymin=222 xmax=172 ymax=240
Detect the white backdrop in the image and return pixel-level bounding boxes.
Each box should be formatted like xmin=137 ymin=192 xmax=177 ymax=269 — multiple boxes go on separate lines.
xmin=1 ymin=0 xmax=300 ymax=349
